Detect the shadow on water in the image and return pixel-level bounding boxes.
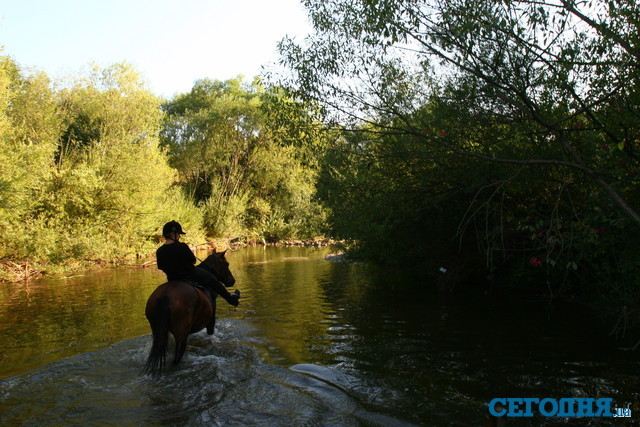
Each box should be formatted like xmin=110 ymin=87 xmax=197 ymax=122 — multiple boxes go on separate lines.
xmin=1 ymin=246 xmax=639 ymax=425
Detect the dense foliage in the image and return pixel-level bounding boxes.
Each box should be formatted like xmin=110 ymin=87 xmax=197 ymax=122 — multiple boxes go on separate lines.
xmin=276 ymin=0 xmax=640 ymax=319
xmin=160 ymin=78 xmax=328 ymax=240
xmin=0 ymin=59 xmax=200 ymax=278
xmin=0 ymin=57 xmax=327 ymax=280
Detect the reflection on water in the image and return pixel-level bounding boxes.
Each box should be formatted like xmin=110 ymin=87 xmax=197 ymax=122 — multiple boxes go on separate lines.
xmin=1 ymin=246 xmax=639 ymax=425
xmin=0 ymin=266 xmax=166 ymax=379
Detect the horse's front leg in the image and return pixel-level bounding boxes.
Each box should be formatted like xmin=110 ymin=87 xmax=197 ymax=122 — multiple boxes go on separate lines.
xmin=206 ymin=298 xmax=217 ymax=335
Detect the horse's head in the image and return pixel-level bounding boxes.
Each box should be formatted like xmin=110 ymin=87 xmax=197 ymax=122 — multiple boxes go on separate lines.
xmin=200 ymin=249 xmax=236 ymax=287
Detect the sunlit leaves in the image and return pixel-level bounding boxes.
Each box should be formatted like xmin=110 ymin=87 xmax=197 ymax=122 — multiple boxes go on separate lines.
xmin=161 ymin=78 xmax=328 ymax=240
xmin=0 ymin=59 xmax=191 ymax=266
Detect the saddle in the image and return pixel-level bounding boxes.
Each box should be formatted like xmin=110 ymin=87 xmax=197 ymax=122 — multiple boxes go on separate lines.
xmin=181 ymin=279 xmax=216 ymax=305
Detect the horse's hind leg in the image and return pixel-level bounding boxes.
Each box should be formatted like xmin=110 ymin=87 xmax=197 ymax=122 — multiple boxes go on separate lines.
xmin=174 ymin=336 xmax=189 ymax=365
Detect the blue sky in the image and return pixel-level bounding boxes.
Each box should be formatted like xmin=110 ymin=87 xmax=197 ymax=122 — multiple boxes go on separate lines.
xmin=0 ymin=0 xmax=312 ymax=97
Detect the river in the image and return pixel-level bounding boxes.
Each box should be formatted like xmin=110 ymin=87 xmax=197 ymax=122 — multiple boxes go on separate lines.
xmin=0 ymin=246 xmax=638 ymax=425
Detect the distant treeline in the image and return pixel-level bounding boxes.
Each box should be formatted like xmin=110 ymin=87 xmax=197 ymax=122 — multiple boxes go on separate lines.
xmin=0 ymin=57 xmax=329 ymax=279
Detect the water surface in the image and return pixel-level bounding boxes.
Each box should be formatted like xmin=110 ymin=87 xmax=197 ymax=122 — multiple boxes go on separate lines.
xmin=1 ymin=246 xmax=638 ymax=425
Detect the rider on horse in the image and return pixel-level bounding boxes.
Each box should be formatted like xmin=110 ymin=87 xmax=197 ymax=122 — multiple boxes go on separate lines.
xmin=156 ymin=220 xmax=240 ymax=307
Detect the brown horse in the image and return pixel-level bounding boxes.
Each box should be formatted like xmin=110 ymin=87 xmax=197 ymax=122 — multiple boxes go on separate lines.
xmin=143 ymin=249 xmax=236 ymax=375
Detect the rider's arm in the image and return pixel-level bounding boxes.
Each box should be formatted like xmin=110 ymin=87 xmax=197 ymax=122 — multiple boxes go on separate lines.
xmin=180 ymin=242 xmax=197 ymax=265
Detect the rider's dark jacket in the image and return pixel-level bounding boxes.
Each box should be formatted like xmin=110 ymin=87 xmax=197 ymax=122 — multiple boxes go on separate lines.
xmin=156 ymin=242 xmax=196 ymax=281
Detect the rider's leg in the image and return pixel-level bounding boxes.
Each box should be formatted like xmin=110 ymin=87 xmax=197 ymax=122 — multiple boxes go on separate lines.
xmin=190 ymin=266 xmax=240 ymax=307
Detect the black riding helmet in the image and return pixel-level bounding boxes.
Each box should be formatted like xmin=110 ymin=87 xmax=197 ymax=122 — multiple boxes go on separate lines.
xmin=162 ymin=220 xmax=186 ymax=238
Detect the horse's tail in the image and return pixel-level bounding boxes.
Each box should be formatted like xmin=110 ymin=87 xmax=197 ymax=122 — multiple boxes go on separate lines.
xmin=143 ymin=294 xmax=170 ymax=376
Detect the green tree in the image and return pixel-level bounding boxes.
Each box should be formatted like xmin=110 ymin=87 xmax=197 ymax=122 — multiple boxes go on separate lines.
xmin=277 ymin=0 xmax=640 ymax=307
xmin=46 ymin=62 xmax=193 ymax=261
xmin=161 ymin=78 xmax=327 ymax=240
xmin=0 ymin=55 xmax=62 ymax=260
xmin=0 ymin=58 xmax=205 ymax=280
xmin=281 ymin=0 xmax=640 ymax=222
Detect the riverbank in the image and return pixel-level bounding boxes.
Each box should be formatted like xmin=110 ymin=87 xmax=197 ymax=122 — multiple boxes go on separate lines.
xmin=213 ymin=235 xmax=345 ymax=249
xmin=0 ymin=237 xmax=346 ymax=283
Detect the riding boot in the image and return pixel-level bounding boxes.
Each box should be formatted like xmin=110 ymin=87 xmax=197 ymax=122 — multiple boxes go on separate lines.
xmin=219 ymin=288 xmax=241 ymax=307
